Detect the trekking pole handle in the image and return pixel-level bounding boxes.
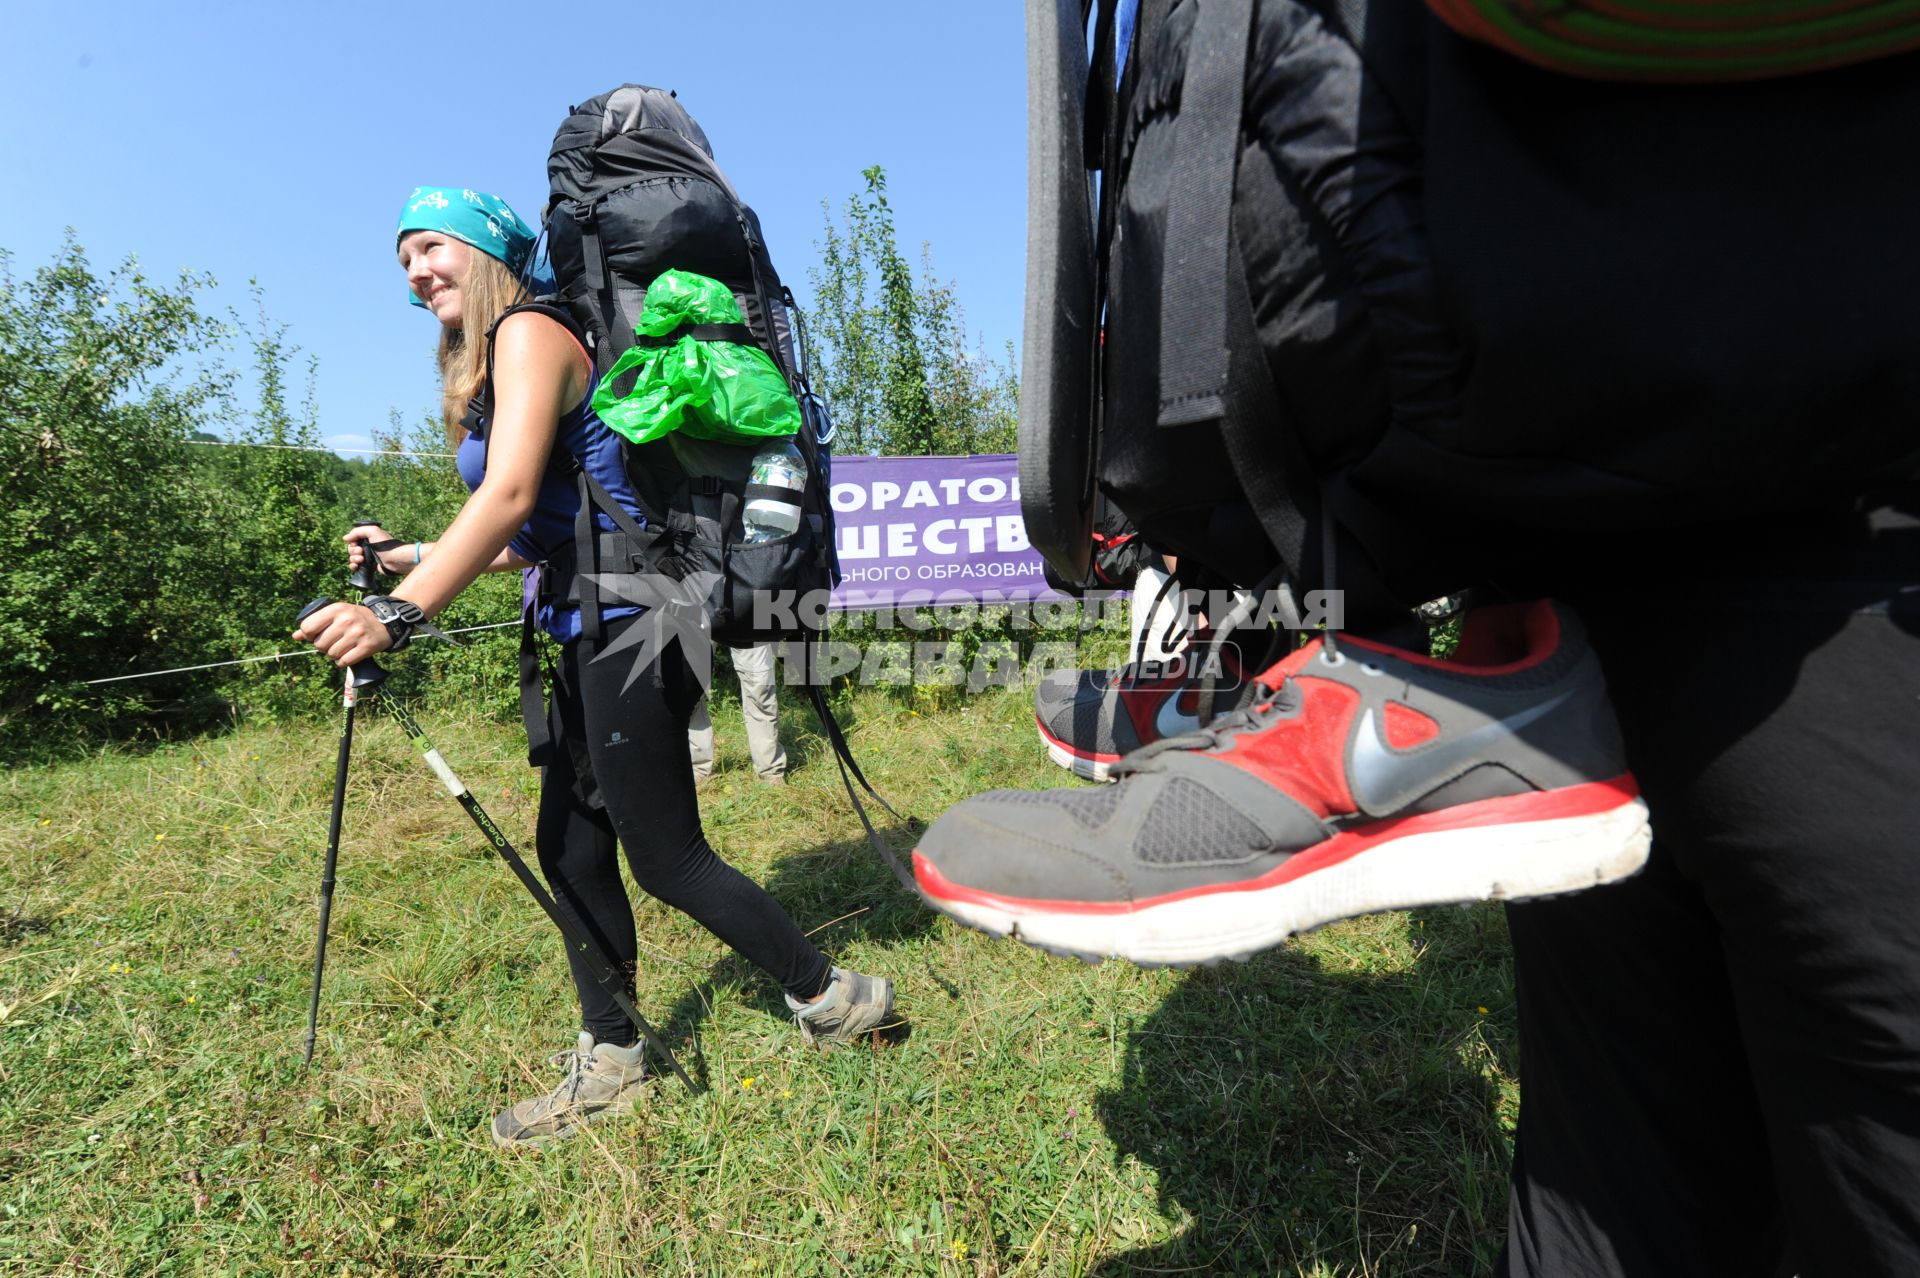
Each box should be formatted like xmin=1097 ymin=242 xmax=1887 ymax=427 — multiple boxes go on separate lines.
xmin=347 ymin=520 xmax=385 ymax=592
xmin=296 ymin=597 xmax=388 ymax=688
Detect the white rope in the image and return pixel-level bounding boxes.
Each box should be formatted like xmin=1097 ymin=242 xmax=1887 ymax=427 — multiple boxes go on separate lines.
xmin=183 ymin=439 xmax=457 ymax=459
xmin=81 ymin=621 xmax=520 ymax=686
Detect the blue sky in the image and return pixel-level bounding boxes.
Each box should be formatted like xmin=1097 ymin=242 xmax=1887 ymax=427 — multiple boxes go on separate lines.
xmin=0 ymin=1 xmax=1029 ymax=454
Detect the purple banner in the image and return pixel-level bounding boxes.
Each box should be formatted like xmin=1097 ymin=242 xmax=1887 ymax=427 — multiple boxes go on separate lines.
xmin=826 ymin=454 xmax=1061 ymax=610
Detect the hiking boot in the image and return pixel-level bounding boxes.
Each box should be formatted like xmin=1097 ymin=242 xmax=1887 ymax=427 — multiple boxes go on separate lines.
xmin=787 ymin=967 xmax=895 ymax=1049
xmin=489 ymin=1031 xmax=648 ymax=1149
xmin=917 ymin=600 xmax=1651 ymax=966
xmin=1035 ymin=633 xmax=1253 ymax=782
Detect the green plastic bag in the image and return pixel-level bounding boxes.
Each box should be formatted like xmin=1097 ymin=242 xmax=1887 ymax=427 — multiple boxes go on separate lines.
xmin=591 ymin=269 xmax=802 ymax=446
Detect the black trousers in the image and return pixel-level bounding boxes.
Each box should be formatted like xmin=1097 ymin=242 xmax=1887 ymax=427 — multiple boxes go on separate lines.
xmin=1497 ymin=500 xmax=1920 ymax=1276
xmin=533 ymin=615 xmax=832 ymax=1045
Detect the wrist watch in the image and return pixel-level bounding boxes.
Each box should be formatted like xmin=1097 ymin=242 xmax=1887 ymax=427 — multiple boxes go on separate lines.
xmin=362 ymin=595 xmax=426 ymax=652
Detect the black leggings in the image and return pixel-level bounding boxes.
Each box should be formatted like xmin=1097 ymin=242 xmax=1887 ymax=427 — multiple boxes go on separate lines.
xmin=534 ymin=614 xmax=831 ymax=1045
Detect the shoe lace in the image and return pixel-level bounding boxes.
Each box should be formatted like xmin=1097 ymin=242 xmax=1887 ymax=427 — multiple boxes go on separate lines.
xmin=531 ymin=1043 xmax=594 ymax=1115
xmin=1109 ymin=675 xmax=1301 ymax=779
xmin=1184 ymin=564 xmax=1318 ymax=728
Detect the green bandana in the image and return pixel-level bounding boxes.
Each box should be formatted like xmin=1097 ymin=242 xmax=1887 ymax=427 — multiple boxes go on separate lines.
xmin=395 ymin=187 xmax=536 ymax=308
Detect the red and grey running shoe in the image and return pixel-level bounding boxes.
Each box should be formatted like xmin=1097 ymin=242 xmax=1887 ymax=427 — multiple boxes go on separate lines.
xmin=917 ymin=600 xmax=1650 ymax=965
xmin=1033 ymin=634 xmax=1254 ymax=782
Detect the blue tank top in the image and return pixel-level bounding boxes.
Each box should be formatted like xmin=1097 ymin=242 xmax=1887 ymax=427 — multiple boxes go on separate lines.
xmin=455 ymin=323 xmax=644 ymax=641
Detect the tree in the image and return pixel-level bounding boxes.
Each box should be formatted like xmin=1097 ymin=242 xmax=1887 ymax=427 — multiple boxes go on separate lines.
xmin=0 ymin=237 xmax=235 ymax=739
xmin=914 ymin=247 xmax=1020 ymax=456
xmin=0 ymin=237 xmax=531 ymax=752
xmin=213 ymin=290 xmax=343 ymax=625
xmin=805 ymin=167 xmax=1018 ymax=456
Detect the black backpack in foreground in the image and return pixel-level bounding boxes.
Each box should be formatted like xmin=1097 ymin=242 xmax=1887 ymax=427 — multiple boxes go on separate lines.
xmin=1020 ymin=0 xmax=1920 ymax=603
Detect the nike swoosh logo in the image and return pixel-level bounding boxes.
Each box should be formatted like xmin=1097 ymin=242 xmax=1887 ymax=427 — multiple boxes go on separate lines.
xmin=1348 ymin=689 xmax=1573 ymax=813
xmin=1147 ymin=643 xmax=1244 ymax=740
xmin=1154 ymin=693 xmax=1203 ymax=740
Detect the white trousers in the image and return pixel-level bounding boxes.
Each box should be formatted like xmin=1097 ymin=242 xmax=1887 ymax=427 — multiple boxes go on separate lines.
xmin=687 ymin=642 xmax=787 ymax=781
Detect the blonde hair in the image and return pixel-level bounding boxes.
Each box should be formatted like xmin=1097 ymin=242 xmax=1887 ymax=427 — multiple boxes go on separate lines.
xmin=435 ymin=250 xmax=532 ymax=441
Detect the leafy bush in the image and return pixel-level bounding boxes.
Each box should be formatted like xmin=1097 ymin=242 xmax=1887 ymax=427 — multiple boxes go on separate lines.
xmin=0 ymin=239 xmax=236 ymax=748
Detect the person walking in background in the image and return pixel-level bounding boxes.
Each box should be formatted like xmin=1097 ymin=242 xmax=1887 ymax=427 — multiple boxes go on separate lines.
xmin=689 ymin=642 xmax=786 ymax=785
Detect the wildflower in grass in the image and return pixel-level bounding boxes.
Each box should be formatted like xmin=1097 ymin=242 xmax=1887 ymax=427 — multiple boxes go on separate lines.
xmin=185 ymin=995 xmax=197 ymax=1005
xmin=155 ymin=833 xmax=166 ymax=843
xmin=1477 ymin=1006 xmax=1490 ymax=1015
xmin=950 ymin=1238 xmax=969 ymax=1260
xmin=740 ymin=1076 xmax=756 ymax=1089
xmin=782 ymin=1089 xmax=793 ymax=1099
xmin=39 ymin=819 xmax=50 ymax=826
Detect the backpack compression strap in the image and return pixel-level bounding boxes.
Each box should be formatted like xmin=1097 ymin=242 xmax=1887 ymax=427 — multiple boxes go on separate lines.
xmin=629 ymin=323 xmax=761 ymax=349
xmin=805 ymin=675 xmax=922 ymax=897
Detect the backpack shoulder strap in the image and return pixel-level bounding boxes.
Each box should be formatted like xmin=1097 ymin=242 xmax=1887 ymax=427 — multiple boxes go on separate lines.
xmin=1150 ymin=0 xmax=1326 ymax=581
xmin=462 ymin=301 xmax=595 ymax=456
xmin=484 ymin=301 xmax=592 ymax=382
xmin=1155 ymin=0 xmax=1253 ymax=430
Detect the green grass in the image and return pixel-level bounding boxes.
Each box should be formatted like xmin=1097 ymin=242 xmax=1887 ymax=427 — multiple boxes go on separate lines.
xmin=0 ymin=679 xmax=1518 ymax=1276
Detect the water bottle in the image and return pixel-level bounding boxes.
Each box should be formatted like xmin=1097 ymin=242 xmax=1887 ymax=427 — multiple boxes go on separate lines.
xmin=741 ymin=437 xmax=807 ymax=543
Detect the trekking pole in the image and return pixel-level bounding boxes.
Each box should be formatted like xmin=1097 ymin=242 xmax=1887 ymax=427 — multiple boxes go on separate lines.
xmin=293 ymin=598 xmax=700 ymax=1095
xmin=299 ymin=535 xmax=385 ymax=1067
xmin=301 ymin=650 xmax=381 ymax=1066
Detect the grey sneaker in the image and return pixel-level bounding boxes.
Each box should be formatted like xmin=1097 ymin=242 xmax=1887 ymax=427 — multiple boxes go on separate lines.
xmin=490 ymin=1031 xmax=648 ymax=1149
xmin=787 ymin=967 xmax=895 ymax=1049
xmin=920 ymin=600 xmax=1651 ymax=966
xmin=1035 ymin=632 xmax=1253 ymax=782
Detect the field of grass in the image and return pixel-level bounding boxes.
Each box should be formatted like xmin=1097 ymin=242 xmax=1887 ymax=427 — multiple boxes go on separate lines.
xmin=0 ymin=672 xmax=1520 ymax=1275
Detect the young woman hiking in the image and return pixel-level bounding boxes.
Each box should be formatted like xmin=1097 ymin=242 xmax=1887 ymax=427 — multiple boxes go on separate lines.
xmin=294 ymin=187 xmax=893 ymax=1148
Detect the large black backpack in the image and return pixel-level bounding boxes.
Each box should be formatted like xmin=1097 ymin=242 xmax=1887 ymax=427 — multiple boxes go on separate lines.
xmin=546 ymin=84 xmax=789 ymax=367
xmin=540 ymin=84 xmax=917 ymax=891
xmin=1020 ymin=0 xmax=1920 ymax=603
xmin=543 ymin=83 xmax=839 ymax=650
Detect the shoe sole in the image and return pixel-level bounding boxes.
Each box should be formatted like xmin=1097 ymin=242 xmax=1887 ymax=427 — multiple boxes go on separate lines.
xmin=1035 ymin=718 xmax=1120 ymax=783
xmin=914 ymin=791 xmax=1653 ymax=967
xmin=490 ymin=1095 xmax=638 ymax=1150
